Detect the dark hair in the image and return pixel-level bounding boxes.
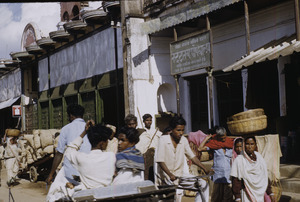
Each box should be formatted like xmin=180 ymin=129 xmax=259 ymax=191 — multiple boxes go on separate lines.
xmin=234 ymin=137 xmax=243 ymax=146
xmin=169 ymin=116 xmax=186 ymax=129
xmin=163 ymin=126 xmax=172 ymax=135
xmin=244 ymin=136 xmax=257 ymax=144
xmin=118 ymin=127 xmax=139 ymax=144
xmin=87 ymin=124 xmax=112 ymax=148
xmin=142 ymin=114 xmax=152 ymax=122
xmin=124 ymin=114 xmax=137 ymax=125
xmin=206 ymin=128 xmax=216 ymax=135
xmin=215 ymin=126 xmax=226 ymax=136
xmin=67 ymin=104 xmax=84 ymax=118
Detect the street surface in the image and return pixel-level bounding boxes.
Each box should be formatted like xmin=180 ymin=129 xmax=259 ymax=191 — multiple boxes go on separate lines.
xmin=0 ymin=163 xmax=47 ymax=202
xmin=0 ymin=163 xmax=195 ymax=202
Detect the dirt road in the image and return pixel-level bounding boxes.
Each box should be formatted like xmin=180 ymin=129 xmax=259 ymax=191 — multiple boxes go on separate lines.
xmin=0 ymin=162 xmax=197 ymax=202
xmin=0 ymin=163 xmax=47 ymax=202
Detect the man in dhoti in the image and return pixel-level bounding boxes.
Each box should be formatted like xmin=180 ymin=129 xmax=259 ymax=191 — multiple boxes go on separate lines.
xmin=3 ymin=136 xmax=20 ymax=186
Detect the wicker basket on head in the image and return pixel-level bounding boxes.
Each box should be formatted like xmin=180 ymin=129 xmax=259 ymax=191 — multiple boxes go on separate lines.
xmin=227 ymin=108 xmax=265 ymax=122
xmin=227 ymin=115 xmax=267 ymax=135
xmin=5 ymin=129 xmax=21 ymax=137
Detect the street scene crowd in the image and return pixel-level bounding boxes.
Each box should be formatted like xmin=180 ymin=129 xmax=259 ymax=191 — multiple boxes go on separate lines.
xmin=0 ymin=103 xmax=277 ymax=202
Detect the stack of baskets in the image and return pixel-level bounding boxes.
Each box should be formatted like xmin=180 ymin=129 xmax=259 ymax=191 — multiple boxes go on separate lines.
xmin=227 ymin=108 xmax=267 ymax=135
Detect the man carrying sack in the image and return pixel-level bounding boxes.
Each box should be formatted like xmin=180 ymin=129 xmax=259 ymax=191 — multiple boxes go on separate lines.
xmin=3 ymin=129 xmax=21 ymax=186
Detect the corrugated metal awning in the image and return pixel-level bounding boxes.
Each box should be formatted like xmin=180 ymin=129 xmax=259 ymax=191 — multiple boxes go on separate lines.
xmin=223 ymin=35 xmax=300 ymax=72
xmin=141 ymin=0 xmax=242 ymax=35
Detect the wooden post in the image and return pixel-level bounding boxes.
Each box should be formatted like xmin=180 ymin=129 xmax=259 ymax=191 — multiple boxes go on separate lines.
xmin=113 ymin=24 xmax=120 ymax=128
xmin=295 ymin=0 xmax=300 ymax=41
xmin=174 ymin=74 xmax=180 ymax=116
xmin=244 ymin=0 xmax=250 ymax=55
xmin=206 ymin=15 xmax=214 ymax=128
xmin=173 ymin=28 xmax=181 ymax=116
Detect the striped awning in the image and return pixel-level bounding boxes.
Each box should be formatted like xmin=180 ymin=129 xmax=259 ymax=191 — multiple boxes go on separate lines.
xmin=223 ymin=35 xmax=300 ymax=72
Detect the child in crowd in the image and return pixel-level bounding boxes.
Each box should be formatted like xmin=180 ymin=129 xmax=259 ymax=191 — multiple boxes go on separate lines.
xmin=112 ymin=127 xmax=145 ymax=185
xmin=232 ymin=137 xmax=243 ymax=163
xmin=156 ymin=116 xmax=212 ymax=202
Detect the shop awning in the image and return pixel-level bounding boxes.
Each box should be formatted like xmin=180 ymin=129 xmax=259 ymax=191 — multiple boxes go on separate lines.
xmin=0 ymin=97 xmax=20 ymax=110
xmin=223 ymin=35 xmax=300 ymax=72
xmin=141 ymin=0 xmax=242 ymax=34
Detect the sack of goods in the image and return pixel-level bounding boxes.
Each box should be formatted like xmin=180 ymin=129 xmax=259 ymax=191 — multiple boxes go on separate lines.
xmin=20 ymin=129 xmax=60 ymax=168
xmin=5 ymin=129 xmax=21 ymax=137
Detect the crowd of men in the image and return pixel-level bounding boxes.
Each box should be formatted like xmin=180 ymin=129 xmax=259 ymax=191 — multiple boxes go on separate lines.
xmin=0 ymin=104 xmax=275 ymax=202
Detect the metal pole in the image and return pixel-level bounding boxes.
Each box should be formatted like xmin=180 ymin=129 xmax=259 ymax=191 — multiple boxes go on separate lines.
xmin=206 ymin=15 xmax=214 ymax=128
xmin=295 ymin=0 xmax=300 ymax=41
xmin=244 ymin=0 xmax=250 ymax=55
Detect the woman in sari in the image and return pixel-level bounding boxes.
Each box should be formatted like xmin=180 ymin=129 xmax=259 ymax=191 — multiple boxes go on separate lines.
xmin=231 ymin=136 xmax=275 ymax=202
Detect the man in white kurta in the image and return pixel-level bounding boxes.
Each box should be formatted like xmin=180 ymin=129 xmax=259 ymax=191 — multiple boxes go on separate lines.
xmin=136 ymin=114 xmax=162 ymax=154
xmin=4 ymin=137 xmax=20 ymax=186
xmin=0 ymin=144 xmax=5 ymax=186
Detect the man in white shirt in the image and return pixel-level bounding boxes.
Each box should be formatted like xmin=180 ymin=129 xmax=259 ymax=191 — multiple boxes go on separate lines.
xmin=0 ymin=142 xmax=5 ymax=187
xmin=136 ymin=114 xmax=162 ymax=154
xmin=46 ymin=104 xmax=91 ymax=202
xmin=65 ymin=121 xmax=116 ymax=189
xmin=47 ymin=121 xmax=116 ymax=202
xmin=156 ymin=116 xmax=211 ymax=202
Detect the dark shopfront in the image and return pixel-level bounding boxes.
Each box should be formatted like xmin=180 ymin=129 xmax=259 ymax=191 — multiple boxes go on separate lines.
xmin=188 ymin=70 xmax=244 ymax=134
xmin=36 ymin=70 xmax=124 ymax=131
xmin=0 ymin=102 xmax=21 ymax=135
xmin=278 ymin=54 xmax=300 ymax=164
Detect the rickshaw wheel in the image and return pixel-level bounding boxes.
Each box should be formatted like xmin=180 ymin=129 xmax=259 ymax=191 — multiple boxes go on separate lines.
xmin=29 ymin=166 xmax=38 ymax=182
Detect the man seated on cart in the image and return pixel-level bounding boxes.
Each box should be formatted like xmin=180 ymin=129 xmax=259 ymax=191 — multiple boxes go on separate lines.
xmin=46 ymin=120 xmax=116 ymax=202
xmin=112 ymin=127 xmax=145 ymax=185
xmin=155 ymin=116 xmax=212 ymax=202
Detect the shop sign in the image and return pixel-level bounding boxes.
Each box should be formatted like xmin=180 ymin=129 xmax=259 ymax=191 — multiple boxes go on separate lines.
xmin=170 ymin=31 xmax=211 ymax=75
xmin=12 ymin=105 xmax=22 ymax=117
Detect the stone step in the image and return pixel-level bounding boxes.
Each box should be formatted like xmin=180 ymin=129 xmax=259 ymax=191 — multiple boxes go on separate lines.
xmin=280 ymin=177 xmax=300 ymax=193
xmin=280 ymin=192 xmax=300 ymax=202
xmin=280 ymin=164 xmax=300 ymax=178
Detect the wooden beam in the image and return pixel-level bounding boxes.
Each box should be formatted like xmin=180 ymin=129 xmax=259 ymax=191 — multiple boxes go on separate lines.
xmin=295 ymin=0 xmax=300 ymax=41
xmin=244 ymin=0 xmax=250 ymax=55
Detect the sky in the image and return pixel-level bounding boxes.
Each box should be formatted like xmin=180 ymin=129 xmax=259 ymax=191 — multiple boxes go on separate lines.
xmin=0 ymin=2 xmax=102 ymax=60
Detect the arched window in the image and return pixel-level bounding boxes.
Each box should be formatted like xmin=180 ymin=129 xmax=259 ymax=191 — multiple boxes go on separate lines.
xmin=72 ymin=5 xmax=79 ymax=20
xmin=63 ymin=11 xmax=69 ymax=22
xmin=157 ymin=83 xmax=176 ymax=113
